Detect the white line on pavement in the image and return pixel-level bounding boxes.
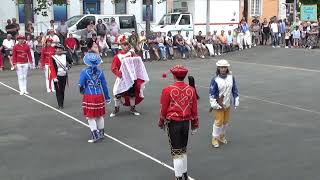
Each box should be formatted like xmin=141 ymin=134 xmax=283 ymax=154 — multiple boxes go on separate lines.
xmin=0 ymin=81 xmax=196 ymax=180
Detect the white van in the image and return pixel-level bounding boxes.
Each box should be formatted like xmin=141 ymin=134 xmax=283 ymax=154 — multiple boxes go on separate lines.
xmin=66 ymin=14 xmax=137 ymax=40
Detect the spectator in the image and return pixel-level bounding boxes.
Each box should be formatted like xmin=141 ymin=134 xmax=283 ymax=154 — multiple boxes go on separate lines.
xmin=205 ymin=32 xmax=214 ymax=56
xmin=96 ymin=19 xmax=107 ymax=38
xmin=2 ymin=34 xmax=15 ymax=70
xmin=195 ymin=31 xmax=206 ymax=58
xmin=91 ymin=33 xmax=98 ymax=43
xmin=11 ymin=18 xmax=20 ymax=35
xmin=270 ymin=20 xmax=279 ymax=48
xmin=284 ymin=29 xmax=291 ymax=48
xmin=239 ymin=19 xmax=251 ymax=49
xmin=110 ymin=32 xmax=119 ymax=56
xmin=292 ymin=26 xmax=300 ymax=48
xmin=64 ymin=33 xmax=79 ymax=64
xmin=25 ymin=21 xmax=35 ymax=39
xmin=98 ymin=35 xmax=109 ymax=57
xmin=139 ymin=31 xmax=150 ymax=61
xmin=47 ymin=29 xmax=60 ymax=46
xmin=165 ymin=31 xmax=174 ymax=60
xmin=49 ymin=20 xmax=57 ymax=33
xmin=26 ymin=35 xmax=35 ymax=67
xmin=110 ymin=17 xmax=120 ymax=35
xmin=86 ymin=20 xmax=96 ymax=40
xmin=279 ymin=19 xmax=286 ymax=46
xmin=33 ymin=36 xmax=42 ymax=68
xmin=148 ymin=32 xmax=160 ymax=60
xmin=184 ymin=31 xmax=196 ymax=57
xmin=306 ymin=23 xmax=318 ymax=49
xmin=227 ymin=30 xmax=234 ymax=51
xmin=155 ymin=32 xmax=166 ymax=60
xmin=128 ymin=31 xmax=139 ymax=51
xmin=56 ymin=20 xmax=68 ymax=44
xmin=5 ymin=19 xmax=18 ymax=38
xmin=79 ymin=37 xmax=88 ymax=57
xmin=261 ymin=18 xmax=270 ymax=45
xmin=212 ymin=30 xmax=221 ymax=55
xmin=174 ymin=30 xmax=188 ymax=59
xmin=217 ymin=30 xmax=229 ymax=53
xmin=250 ymin=18 xmax=261 ymax=47
xmin=300 ymin=22 xmax=307 ymax=48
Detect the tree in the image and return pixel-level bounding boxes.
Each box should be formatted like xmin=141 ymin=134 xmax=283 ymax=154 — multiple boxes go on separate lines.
xmin=112 ymin=0 xmax=166 ymax=36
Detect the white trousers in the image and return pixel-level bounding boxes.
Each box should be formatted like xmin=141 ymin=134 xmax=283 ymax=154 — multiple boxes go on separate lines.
xmin=44 ymin=65 xmax=55 ymax=92
xmin=30 ymin=49 xmax=35 ymax=67
xmin=16 ymin=63 xmax=29 ymax=92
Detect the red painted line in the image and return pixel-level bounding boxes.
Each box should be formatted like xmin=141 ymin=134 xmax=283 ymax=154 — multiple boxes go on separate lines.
xmin=194 ymin=22 xmax=239 ymax=25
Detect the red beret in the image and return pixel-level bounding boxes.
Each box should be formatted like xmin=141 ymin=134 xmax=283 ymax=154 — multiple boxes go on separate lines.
xmin=16 ymin=35 xmax=25 ymax=40
xmin=46 ymin=38 xmax=53 ymax=43
xmin=170 ymin=65 xmax=188 ymax=78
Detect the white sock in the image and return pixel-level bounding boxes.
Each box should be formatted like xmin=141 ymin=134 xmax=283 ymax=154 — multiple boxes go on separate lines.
xmin=18 ymin=75 xmax=23 ymax=92
xmin=129 ymin=97 xmax=135 ymax=106
xmin=182 ymin=154 xmax=187 ymax=174
xmin=173 ymin=157 xmax=184 ymax=177
xmin=114 ymin=98 xmax=121 ymax=107
xmin=212 ymin=123 xmax=222 ymax=138
xmin=96 ymin=116 xmax=104 ymax=130
xmin=222 ymin=123 xmax=229 ymax=135
xmin=87 ymin=118 xmax=97 ymax=131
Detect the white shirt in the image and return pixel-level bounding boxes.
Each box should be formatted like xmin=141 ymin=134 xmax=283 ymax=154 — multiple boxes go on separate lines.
xmin=47 ymin=35 xmax=60 ymax=46
xmin=270 ymin=23 xmax=279 ymax=33
xmin=98 ymin=40 xmax=109 ymax=49
xmin=53 ymin=54 xmax=67 ymax=76
xmin=2 ymin=39 xmax=15 ymax=49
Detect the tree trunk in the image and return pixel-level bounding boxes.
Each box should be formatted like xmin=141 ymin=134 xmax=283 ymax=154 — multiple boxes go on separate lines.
xmin=24 ymin=0 xmax=32 ymax=30
xmin=145 ymin=0 xmax=151 ymax=36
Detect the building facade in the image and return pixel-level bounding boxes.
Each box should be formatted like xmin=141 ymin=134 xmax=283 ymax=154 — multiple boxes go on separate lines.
xmin=0 ymin=0 xmax=167 ymax=34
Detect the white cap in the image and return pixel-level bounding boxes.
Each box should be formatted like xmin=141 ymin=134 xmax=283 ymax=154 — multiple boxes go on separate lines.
xmin=216 ymin=59 xmax=230 ymax=67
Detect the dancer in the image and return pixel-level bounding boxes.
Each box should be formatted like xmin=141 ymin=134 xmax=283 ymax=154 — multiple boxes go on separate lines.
xmin=159 ymin=65 xmax=198 ymax=180
xmin=52 ymin=43 xmax=72 ymax=109
xmin=110 ymin=35 xmax=149 ymax=117
xmin=12 ymin=35 xmax=33 ymax=95
xmin=41 ymin=38 xmax=56 ymax=92
xmin=79 ymin=52 xmax=111 ymax=143
xmin=209 ymin=59 xmax=239 ymax=148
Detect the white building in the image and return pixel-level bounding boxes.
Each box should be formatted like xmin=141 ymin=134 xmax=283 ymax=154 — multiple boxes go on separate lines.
xmin=0 ymin=0 xmax=167 ymax=34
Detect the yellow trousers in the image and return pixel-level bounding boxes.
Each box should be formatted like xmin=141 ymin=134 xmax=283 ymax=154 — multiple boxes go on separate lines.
xmin=212 ymin=107 xmax=231 ymax=138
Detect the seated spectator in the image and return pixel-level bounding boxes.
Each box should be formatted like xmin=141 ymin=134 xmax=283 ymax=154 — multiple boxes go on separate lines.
xmin=217 ymin=30 xmax=229 ymax=53
xmin=227 ymin=30 xmax=234 ymax=51
xmin=79 ymin=37 xmax=88 ymax=57
xmin=195 ymin=31 xmax=206 ymax=58
xmin=47 ymin=29 xmax=60 ymax=46
xmin=155 ymin=32 xmax=166 ymax=60
xmin=110 ymin=32 xmax=119 ymax=55
xmin=175 ymin=30 xmax=188 ymax=59
xmin=212 ymin=30 xmax=221 ymax=56
xmin=165 ymin=31 xmax=174 ymax=59
xmin=98 ymin=35 xmax=109 ymax=57
xmin=205 ymin=32 xmax=214 ymax=57
xmin=65 ymin=33 xmax=79 ymax=64
xmin=138 ymin=31 xmax=150 ymax=61
xmin=96 ymin=19 xmax=107 ymax=38
xmin=2 ymin=34 xmax=15 ymax=70
xmin=86 ymin=20 xmax=96 ymax=41
xmin=129 ymin=31 xmax=140 ymax=52
xmin=147 ymin=32 xmax=160 ymax=60
xmin=184 ymin=31 xmax=196 ymax=57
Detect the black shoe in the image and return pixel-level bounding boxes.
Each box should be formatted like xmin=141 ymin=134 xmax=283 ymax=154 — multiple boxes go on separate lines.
xmin=183 ymin=172 xmax=188 ymax=180
xmin=98 ymin=129 xmax=105 ymax=139
xmin=130 ymin=106 xmax=140 ymax=116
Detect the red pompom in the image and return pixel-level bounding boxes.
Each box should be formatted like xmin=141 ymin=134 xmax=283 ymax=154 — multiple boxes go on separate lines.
xmin=162 ymin=73 xmax=167 ymax=78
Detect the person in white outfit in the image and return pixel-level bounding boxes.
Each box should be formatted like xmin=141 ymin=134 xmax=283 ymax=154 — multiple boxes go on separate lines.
xmin=209 ymin=59 xmax=239 ymax=148
xmin=12 ymin=35 xmax=33 ymax=95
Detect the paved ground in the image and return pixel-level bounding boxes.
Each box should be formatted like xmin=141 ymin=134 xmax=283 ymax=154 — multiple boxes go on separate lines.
xmin=1 ymin=46 xmax=320 ymax=180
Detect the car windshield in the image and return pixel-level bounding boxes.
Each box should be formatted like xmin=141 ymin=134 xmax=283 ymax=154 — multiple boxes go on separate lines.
xmin=66 ymin=15 xmax=83 ymax=28
xmin=158 ymin=14 xmax=180 ymax=25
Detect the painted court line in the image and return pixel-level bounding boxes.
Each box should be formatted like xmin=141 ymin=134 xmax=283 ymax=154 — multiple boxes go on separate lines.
xmin=0 ymin=81 xmax=196 ymax=180
xmin=196 ymin=84 xmax=320 ymax=116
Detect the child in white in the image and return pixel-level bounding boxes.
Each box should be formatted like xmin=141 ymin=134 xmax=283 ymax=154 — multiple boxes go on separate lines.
xmin=292 ymin=26 xmax=301 ymax=48
xmin=98 ymin=36 xmax=109 ymax=57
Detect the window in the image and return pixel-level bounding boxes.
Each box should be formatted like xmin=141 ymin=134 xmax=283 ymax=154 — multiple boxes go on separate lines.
xmin=251 ymin=0 xmax=261 ymax=16
xmin=179 ymin=15 xmax=190 ymax=25
xmin=119 ymin=16 xmax=135 ymax=29
xmin=115 ymin=0 xmax=127 ymax=14
xmin=143 ymin=0 xmax=153 ymax=21
xmin=18 ymin=0 xmax=34 ymax=23
xmin=53 ymin=0 xmax=68 ymax=21
xmin=83 ymin=0 xmax=101 ymax=14
xmin=76 ymin=16 xmax=95 ymax=30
